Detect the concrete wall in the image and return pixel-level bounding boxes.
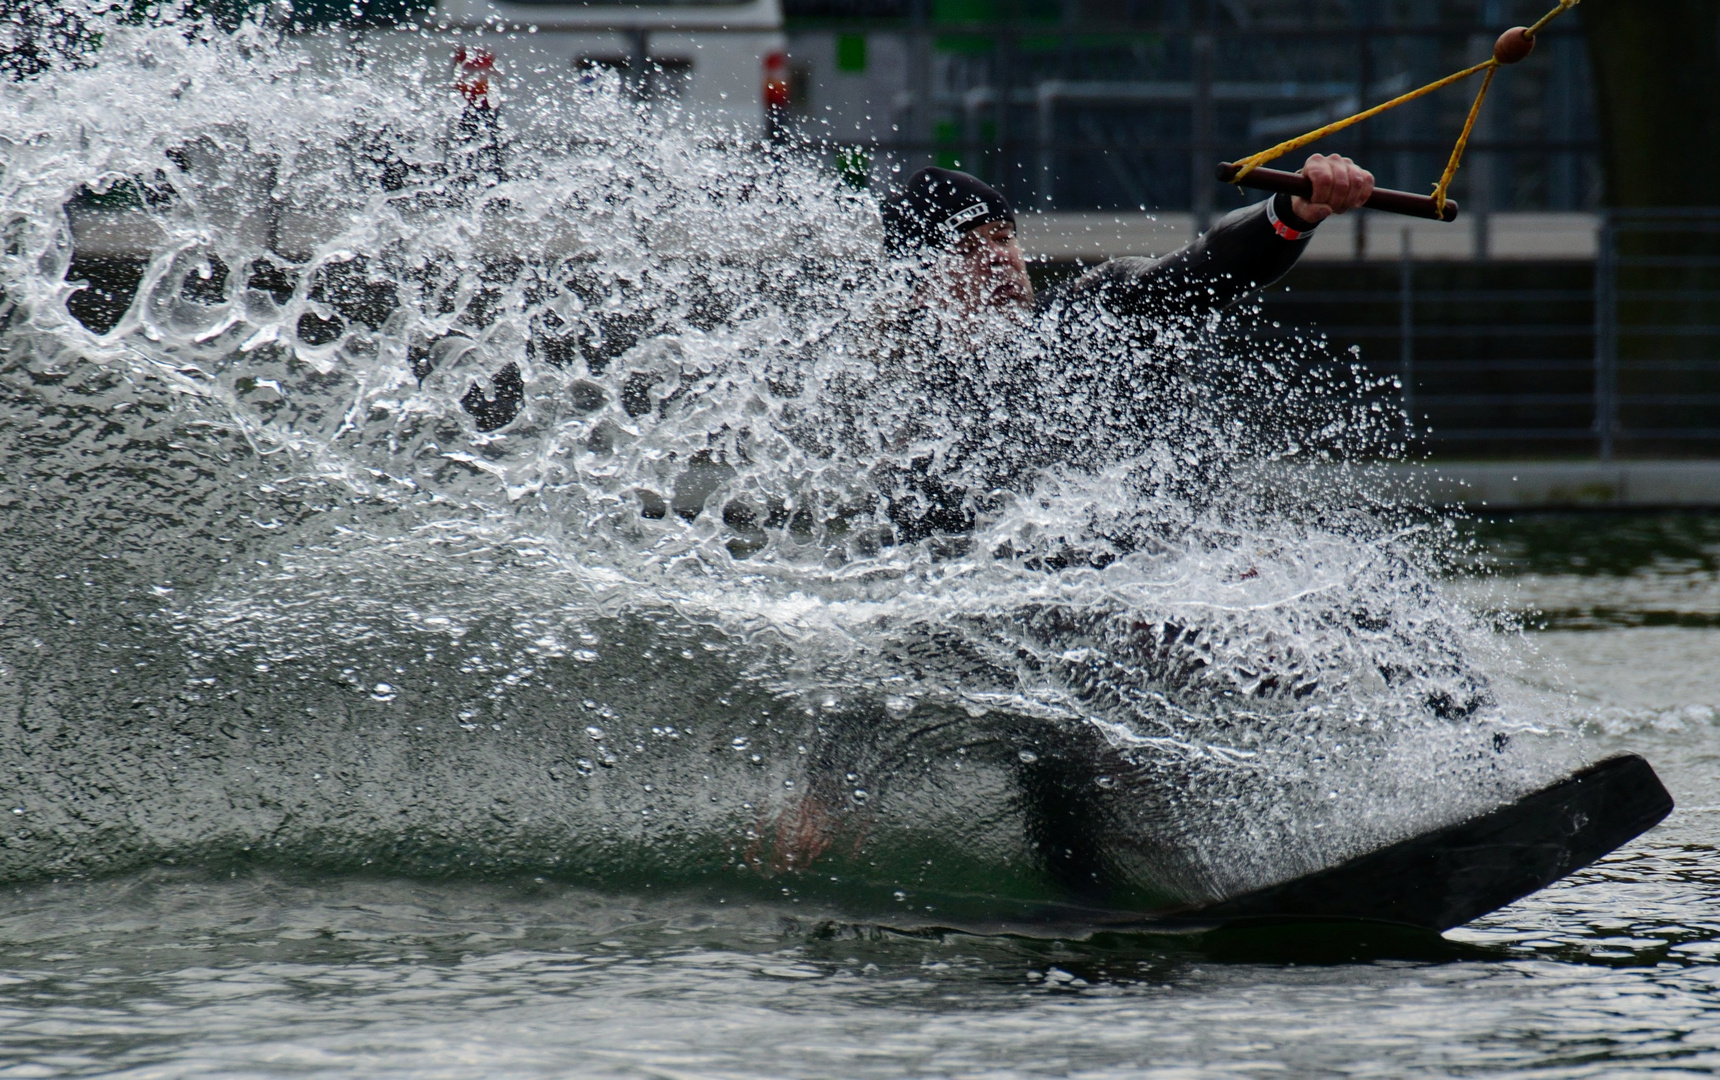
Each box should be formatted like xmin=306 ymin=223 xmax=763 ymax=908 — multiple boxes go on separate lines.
xmin=1378 ymin=462 xmax=1720 ymax=510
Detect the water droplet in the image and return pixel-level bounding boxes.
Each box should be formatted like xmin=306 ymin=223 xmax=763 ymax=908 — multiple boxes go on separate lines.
xmin=586 ymin=725 xmax=605 ymax=740
xmin=1017 ymin=750 xmax=1039 ymax=764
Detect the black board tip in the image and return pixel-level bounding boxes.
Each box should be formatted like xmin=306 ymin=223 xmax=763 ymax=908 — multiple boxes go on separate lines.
xmin=870 ymin=754 xmax=1672 ymax=941
xmin=1163 ymin=752 xmax=1673 ymax=933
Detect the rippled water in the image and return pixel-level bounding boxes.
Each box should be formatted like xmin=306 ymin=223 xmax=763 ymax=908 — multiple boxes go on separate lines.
xmin=0 ymin=516 xmax=1713 ymax=1078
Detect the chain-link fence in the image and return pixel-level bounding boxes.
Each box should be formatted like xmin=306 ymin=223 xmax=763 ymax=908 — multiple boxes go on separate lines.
xmin=1252 ymin=209 xmax=1720 ymax=459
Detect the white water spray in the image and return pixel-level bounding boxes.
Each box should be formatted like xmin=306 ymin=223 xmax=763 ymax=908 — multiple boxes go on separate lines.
xmin=0 ymin=2 xmax=1575 ymax=911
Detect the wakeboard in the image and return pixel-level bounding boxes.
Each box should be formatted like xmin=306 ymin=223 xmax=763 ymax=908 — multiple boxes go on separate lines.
xmin=1138 ymin=752 xmax=1674 ymax=933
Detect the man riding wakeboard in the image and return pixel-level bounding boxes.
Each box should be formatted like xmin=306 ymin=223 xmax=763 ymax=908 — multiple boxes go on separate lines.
xmin=881 ymin=153 xmax=1373 ymax=320
xmin=860 ymin=153 xmax=1375 ymax=546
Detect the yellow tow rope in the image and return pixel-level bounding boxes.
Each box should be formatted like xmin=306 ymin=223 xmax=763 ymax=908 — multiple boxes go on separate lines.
xmin=1227 ymin=0 xmax=1580 ymax=217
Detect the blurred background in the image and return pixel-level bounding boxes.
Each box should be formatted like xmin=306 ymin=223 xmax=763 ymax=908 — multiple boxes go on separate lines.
xmin=773 ymin=0 xmax=1720 ymax=500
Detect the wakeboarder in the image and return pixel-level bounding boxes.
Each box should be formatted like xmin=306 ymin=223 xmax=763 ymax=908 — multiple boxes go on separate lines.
xmin=861 ymin=153 xmax=1375 ymax=544
xmin=880 ymin=152 xmax=1375 ymax=319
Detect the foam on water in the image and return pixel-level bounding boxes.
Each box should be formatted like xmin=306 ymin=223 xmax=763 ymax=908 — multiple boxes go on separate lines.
xmin=0 ymin=2 xmax=1579 ymax=912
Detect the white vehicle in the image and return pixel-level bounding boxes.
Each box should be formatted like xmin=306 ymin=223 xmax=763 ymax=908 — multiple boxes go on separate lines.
xmin=352 ymin=0 xmax=789 ymax=137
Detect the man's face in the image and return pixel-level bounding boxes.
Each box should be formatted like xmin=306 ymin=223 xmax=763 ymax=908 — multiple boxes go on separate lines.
xmin=939 ymin=219 xmax=1033 ymax=314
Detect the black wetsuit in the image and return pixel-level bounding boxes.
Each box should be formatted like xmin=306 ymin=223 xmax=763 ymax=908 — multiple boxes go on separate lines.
xmin=884 ymin=195 xmax=1318 ymax=542
xmin=1034 ymin=195 xmax=1313 ymax=321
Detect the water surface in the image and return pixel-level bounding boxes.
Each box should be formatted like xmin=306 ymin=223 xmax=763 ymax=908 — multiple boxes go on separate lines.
xmin=2 ymin=516 xmax=1717 ymax=1079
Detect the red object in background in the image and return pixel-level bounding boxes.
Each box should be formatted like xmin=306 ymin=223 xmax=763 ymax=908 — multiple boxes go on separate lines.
xmin=454 ymin=46 xmax=497 ymax=108
xmin=762 ymin=51 xmax=790 ymax=111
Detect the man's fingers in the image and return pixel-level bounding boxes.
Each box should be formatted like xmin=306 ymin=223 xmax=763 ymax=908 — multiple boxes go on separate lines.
xmin=1304 ymin=154 xmax=1333 ymax=206
xmin=1327 ymin=156 xmax=1353 ymax=212
xmin=1295 ymin=153 xmax=1377 ymax=222
xmin=1353 ymin=167 xmax=1377 ymax=209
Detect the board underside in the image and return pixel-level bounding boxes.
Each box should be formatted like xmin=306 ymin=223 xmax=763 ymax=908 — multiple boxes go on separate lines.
xmin=1137 ymin=752 xmax=1674 ymax=933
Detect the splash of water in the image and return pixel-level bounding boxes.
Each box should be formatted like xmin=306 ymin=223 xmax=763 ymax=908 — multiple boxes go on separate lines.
xmin=0 ymin=2 xmax=1574 ymax=915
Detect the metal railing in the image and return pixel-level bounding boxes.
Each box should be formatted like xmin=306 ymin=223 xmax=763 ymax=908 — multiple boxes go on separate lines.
xmin=1248 ymin=209 xmax=1720 ymax=459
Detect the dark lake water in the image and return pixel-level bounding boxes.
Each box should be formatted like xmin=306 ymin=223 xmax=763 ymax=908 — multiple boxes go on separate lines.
xmin=2 ymin=514 xmax=1717 ymax=1079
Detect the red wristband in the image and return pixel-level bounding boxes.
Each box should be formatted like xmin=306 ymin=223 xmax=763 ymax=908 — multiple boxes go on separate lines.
xmin=1266 ymin=197 xmax=1313 ymax=241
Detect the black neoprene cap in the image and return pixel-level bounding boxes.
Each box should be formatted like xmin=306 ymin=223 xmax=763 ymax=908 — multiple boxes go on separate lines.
xmin=881 ymin=167 xmax=1014 ymax=254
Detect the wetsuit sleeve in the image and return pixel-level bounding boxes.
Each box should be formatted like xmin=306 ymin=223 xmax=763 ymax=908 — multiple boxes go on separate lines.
xmin=1037 ymin=195 xmax=1316 ymax=322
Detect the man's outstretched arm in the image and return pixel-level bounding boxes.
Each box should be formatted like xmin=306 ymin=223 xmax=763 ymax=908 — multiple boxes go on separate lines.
xmin=1037 ymin=154 xmax=1374 ymax=323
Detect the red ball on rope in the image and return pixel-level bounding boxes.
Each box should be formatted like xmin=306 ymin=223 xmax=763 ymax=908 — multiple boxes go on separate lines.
xmin=1493 ymin=26 xmax=1536 ymax=64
